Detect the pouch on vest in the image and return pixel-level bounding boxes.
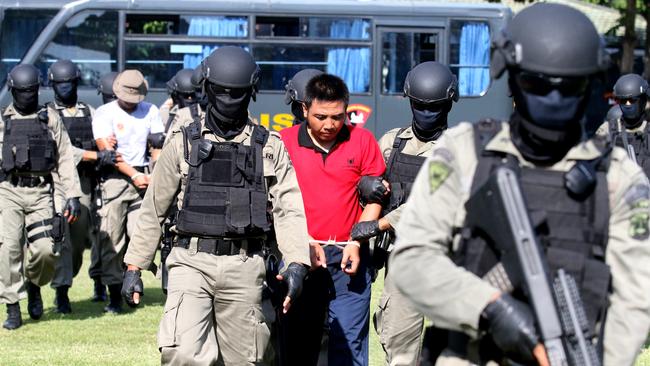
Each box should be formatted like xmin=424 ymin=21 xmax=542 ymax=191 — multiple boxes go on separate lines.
xmin=1 ymin=109 xmax=56 ymax=174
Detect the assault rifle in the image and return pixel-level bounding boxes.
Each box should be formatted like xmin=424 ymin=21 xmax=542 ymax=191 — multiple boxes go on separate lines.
xmin=464 ymin=167 xmax=600 ymax=366
xmin=160 ymin=219 xmax=174 ymax=294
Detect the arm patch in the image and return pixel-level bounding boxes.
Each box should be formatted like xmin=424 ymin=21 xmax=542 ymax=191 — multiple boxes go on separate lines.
xmin=428 ymin=161 xmax=450 ymax=194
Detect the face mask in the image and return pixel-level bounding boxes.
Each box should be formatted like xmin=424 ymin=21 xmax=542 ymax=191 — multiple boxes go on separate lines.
xmin=177 ymin=93 xmax=197 ymax=109
xmin=11 ymin=88 xmax=39 ymax=115
xmin=205 ymin=84 xmax=251 ymax=125
xmin=519 ymin=89 xmax=584 ymax=129
xmin=619 ymin=99 xmax=645 ymax=128
xmin=410 ymin=101 xmax=449 ymax=142
xmin=53 ymin=81 xmax=78 ymax=107
xmin=291 ymin=102 xmax=305 ymax=125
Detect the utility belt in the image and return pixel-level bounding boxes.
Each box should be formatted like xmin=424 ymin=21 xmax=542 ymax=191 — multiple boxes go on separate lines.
xmin=5 ymin=173 xmax=52 ymax=188
xmin=101 ymin=165 xmax=148 ymax=181
xmin=173 ymin=235 xmax=264 ymax=256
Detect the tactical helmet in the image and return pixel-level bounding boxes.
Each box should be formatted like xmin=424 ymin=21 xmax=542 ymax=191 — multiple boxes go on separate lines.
xmin=403 ymin=62 xmax=458 ymax=104
xmin=284 ymin=68 xmax=324 ymax=105
xmin=97 ymin=71 xmax=119 ymax=95
xmin=613 ymin=74 xmax=650 ymax=99
xmin=7 ymin=64 xmax=41 ymax=90
xmin=48 ymin=59 xmax=80 ymax=83
xmin=191 ymin=65 xmax=204 ymax=91
xmin=202 ymin=46 xmax=259 ymax=90
xmin=171 ymin=68 xmax=196 ymax=94
xmin=491 ymin=3 xmax=608 ymax=79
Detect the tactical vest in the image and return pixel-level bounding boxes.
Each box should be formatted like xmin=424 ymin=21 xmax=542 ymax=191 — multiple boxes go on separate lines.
xmin=1 ymin=108 xmax=57 ymax=175
xmin=175 ymin=117 xmax=272 ymax=238
xmin=609 ymin=119 xmax=650 ymax=174
xmin=384 ymin=128 xmax=427 ymax=213
xmin=50 ymin=102 xmax=96 ymax=151
xmin=456 ymin=120 xmax=611 ymax=335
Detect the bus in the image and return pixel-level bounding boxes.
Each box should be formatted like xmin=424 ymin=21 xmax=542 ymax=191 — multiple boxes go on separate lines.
xmin=0 ymin=0 xmax=513 ymax=136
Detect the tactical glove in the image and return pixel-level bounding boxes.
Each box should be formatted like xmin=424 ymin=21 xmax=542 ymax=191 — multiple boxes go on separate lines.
xmin=358 ymin=176 xmax=387 ymax=204
xmin=64 ymin=198 xmax=81 ymax=221
xmin=279 ymin=263 xmax=308 ymax=300
xmin=96 ymin=150 xmax=117 ymax=168
xmin=479 ymin=294 xmax=538 ymax=363
xmin=121 ymin=270 xmax=144 ymax=308
xmin=351 ymin=220 xmax=381 ymax=241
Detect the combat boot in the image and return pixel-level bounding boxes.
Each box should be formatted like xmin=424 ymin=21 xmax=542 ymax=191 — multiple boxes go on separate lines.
xmin=3 ymin=303 xmax=22 ymax=330
xmin=55 ymin=286 xmax=72 ymax=314
xmin=104 ymin=284 xmax=123 ymax=314
xmin=26 ymin=281 xmax=43 ymax=320
xmin=92 ymin=277 xmax=107 ymax=302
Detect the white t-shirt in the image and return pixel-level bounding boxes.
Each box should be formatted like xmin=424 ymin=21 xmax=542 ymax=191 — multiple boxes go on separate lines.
xmin=92 ymin=100 xmax=164 ymax=167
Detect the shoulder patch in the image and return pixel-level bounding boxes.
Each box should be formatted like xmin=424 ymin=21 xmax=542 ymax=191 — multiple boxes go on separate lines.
xmin=428 ymin=160 xmax=451 ymax=194
xmin=625 ymin=184 xmax=650 ymax=207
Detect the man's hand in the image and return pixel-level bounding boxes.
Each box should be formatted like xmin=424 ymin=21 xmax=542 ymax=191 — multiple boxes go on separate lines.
xmin=106 ymin=134 xmax=118 ymax=149
xmin=358 ymin=176 xmax=390 ymax=204
xmin=122 ymin=268 xmax=144 ymax=308
xmin=341 ymin=243 xmax=361 ymax=276
xmin=480 ymin=294 xmax=547 ymax=365
xmin=309 ymin=242 xmax=327 ymax=270
xmin=63 ymin=197 xmax=81 ymax=224
xmin=132 ymin=174 xmax=150 ymax=190
xmin=350 ymin=220 xmax=381 ymax=241
xmin=275 ymin=263 xmax=308 ymax=314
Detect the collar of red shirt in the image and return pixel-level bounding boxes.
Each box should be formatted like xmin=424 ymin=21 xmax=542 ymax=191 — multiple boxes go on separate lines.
xmin=297 ymin=122 xmax=351 ymax=155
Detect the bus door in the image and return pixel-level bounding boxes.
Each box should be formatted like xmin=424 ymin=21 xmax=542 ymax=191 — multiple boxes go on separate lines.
xmin=373 ymin=27 xmax=440 ymax=137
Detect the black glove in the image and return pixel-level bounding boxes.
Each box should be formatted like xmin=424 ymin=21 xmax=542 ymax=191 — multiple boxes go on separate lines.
xmin=96 ymin=150 xmax=117 ymax=168
xmin=479 ymin=294 xmax=538 ymax=363
xmin=279 ymin=263 xmax=308 ymax=301
xmin=358 ymin=176 xmax=388 ymax=204
xmin=63 ymin=198 xmax=81 ymax=221
xmin=350 ymin=220 xmax=381 ymax=241
xmin=122 ymin=270 xmax=144 ymax=308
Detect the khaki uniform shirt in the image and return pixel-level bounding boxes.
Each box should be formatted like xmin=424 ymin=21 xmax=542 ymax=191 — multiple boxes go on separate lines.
xmin=378 ymin=126 xmax=436 ymax=227
xmin=124 ymin=107 xmax=310 ymax=269
xmin=50 ymin=101 xmax=96 ymax=166
xmin=390 ymin=121 xmax=650 ymax=366
xmin=0 ymin=104 xmax=82 ymax=199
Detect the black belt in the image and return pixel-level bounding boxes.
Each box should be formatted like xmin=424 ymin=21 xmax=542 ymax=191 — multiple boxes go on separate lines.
xmin=173 ymin=236 xmax=263 ymax=256
xmin=7 ymin=174 xmax=52 ymax=188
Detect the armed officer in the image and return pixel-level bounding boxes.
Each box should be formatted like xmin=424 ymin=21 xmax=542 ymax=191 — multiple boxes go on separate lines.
xmin=121 ymin=46 xmax=310 ymax=365
xmin=390 ymin=4 xmax=650 ymax=365
xmin=160 ymin=68 xmax=198 ymax=134
xmin=47 ymin=60 xmax=119 ymax=312
xmin=0 ymin=64 xmax=82 ymax=330
xmin=97 ymin=71 xmax=118 ymax=105
xmin=353 ymin=61 xmax=459 ymax=366
xmin=596 ymin=73 xmax=650 ymax=173
xmin=284 ymin=68 xmax=324 ymax=126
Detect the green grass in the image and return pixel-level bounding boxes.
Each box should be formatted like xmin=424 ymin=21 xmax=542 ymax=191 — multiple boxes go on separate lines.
xmin=0 ymin=254 xmax=647 ymax=365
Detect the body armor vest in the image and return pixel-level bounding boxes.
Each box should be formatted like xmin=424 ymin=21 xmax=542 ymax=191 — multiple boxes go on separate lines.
xmin=175 ymin=116 xmax=271 ymax=238
xmin=608 ymin=119 xmax=650 ymax=174
xmin=1 ymin=108 xmax=57 ymax=175
xmin=457 ymin=120 xmax=611 ymax=337
xmin=51 ymin=102 xmax=96 ymax=151
xmin=384 ymin=128 xmax=426 ymax=213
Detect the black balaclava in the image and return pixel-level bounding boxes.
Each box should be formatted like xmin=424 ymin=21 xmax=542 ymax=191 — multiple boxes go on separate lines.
xmin=619 ymin=95 xmax=647 ymax=129
xmin=291 ymin=101 xmax=306 ymax=126
xmin=53 ymin=80 xmax=78 ymax=107
xmin=205 ymin=83 xmax=252 ymax=139
xmin=11 ymin=87 xmax=39 ymax=115
xmin=177 ymin=93 xmax=197 ymax=109
xmin=410 ymin=101 xmax=451 ymax=142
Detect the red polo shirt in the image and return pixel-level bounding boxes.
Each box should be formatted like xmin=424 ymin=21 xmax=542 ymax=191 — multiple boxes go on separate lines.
xmin=281 ymin=123 xmax=385 ymax=241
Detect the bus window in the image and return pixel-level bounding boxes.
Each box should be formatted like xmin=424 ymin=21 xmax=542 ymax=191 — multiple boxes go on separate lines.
xmin=255 ymin=17 xmax=371 ymax=40
xmin=0 ymin=9 xmax=58 ymax=85
xmin=37 ymin=10 xmax=118 ymax=88
xmin=125 ymin=42 xmax=247 ymax=88
xmin=449 ymin=20 xmax=490 ymax=97
xmin=126 ymin=14 xmax=248 ymax=38
xmin=381 ymin=31 xmax=437 ymax=94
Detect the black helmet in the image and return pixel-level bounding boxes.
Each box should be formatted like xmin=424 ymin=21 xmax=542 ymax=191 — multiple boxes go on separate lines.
xmin=48 ymin=59 xmax=80 ymax=83
xmin=7 ymin=64 xmax=41 ymax=90
xmin=202 ymin=46 xmax=259 ymax=91
xmin=613 ymin=73 xmax=650 ymax=99
xmin=403 ymin=62 xmax=458 ymax=104
xmin=284 ymin=68 xmax=324 ymax=105
xmin=191 ymin=65 xmax=204 ymax=91
xmin=97 ymin=71 xmax=118 ymax=95
xmin=171 ymin=68 xmax=196 ymax=94
xmin=491 ymin=3 xmax=608 ymax=79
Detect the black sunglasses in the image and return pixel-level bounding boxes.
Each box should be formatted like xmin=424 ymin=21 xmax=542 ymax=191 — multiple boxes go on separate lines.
xmin=411 ymin=100 xmax=448 ymax=113
xmin=514 ymin=71 xmax=589 ymax=97
xmin=206 ymin=84 xmax=248 ymax=98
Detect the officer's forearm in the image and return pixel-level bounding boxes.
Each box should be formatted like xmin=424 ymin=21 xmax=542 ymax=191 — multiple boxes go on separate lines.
xmin=81 ymin=150 xmax=98 ymax=162
xmin=116 ymin=161 xmax=139 ymax=179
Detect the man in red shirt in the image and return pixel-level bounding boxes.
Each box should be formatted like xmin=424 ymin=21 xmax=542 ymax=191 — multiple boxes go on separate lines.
xmin=279 ymin=74 xmax=385 ymax=365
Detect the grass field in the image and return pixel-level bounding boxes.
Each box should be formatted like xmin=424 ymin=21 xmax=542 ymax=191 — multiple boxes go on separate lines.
xmin=0 ymin=253 xmax=648 ymax=365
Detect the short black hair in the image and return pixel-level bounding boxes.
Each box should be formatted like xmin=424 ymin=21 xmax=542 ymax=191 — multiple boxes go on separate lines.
xmin=304 ymin=74 xmax=349 ymax=109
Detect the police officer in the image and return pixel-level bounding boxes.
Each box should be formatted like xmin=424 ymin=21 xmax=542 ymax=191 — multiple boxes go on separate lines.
xmin=97 ymin=71 xmax=118 ymax=105
xmin=0 ymin=64 xmax=82 ymax=329
xmin=191 ymin=64 xmax=208 ymax=111
xmin=390 ymin=4 xmax=650 ymax=365
xmin=353 ymin=61 xmax=458 ymax=366
xmin=121 ymin=46 xmax=310 ymax=365
xmin=46 ymin=60 xmax=118 ymax=312
xmin=92 ymin=69 xmax=165 ymax=313
xmin=284 ymin=68 xmax=324 ymax=126
xmin=596 ymin=73 xmax=650 ymax=172
xmin=161 ymin=68 xmax=198 ymax=133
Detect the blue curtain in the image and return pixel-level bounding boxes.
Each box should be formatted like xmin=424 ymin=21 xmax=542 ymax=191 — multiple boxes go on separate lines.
xmin=459 ymin=23 xmax=490 ymax=96
xmin=183 ymin=16 xmax=247 ymax=69
xmin=327 ymin=20 xmax=371 ymax=93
